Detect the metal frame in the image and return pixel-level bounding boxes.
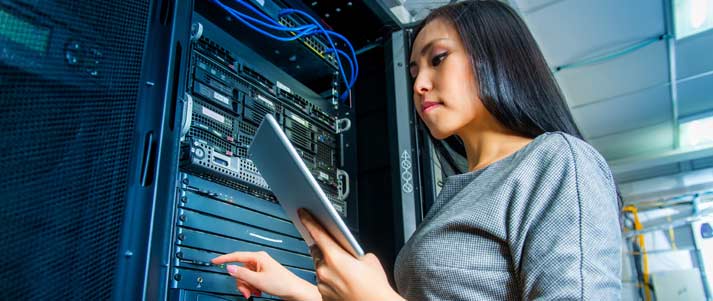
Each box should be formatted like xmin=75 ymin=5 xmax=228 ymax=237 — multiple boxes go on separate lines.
xmin=663 ymin=0 xmax=680 ymax=149
xmin=416 ymin=127 xmax=438 ymax=220
xmin=387 ymin=29 xmax=424 ymax=244
xmin=112 ymin=0 xmax=193 ymax=299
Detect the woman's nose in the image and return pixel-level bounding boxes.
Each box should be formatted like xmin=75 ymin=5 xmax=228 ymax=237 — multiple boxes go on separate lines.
xmin=413 ymin=72 xmax=432 ymax=95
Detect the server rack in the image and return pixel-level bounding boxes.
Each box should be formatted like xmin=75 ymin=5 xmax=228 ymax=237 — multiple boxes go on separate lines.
xmin=0 ymin=0 xmax=439 ymax=299
xmin=152 ymin=1 xmax=439 ymax=299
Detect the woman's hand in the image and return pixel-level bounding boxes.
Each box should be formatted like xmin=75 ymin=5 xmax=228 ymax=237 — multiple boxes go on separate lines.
xmin=298 ymin=209 xmax=404 ymax=301
xmin=211 ymin=251 xmax=321 ymax=301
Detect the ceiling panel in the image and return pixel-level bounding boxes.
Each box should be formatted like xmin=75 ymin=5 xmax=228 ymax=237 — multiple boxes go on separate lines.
xmin=615 ymin=162 xmax=681 ymax=183
xmin=512 ymin=0 xmax=562 ymax=13
xmin=677 ymin=73 xmax=713 ymax=117
xmin=512 ymin=0 xmax=712 ymax=179
xmin=572 ymin=84 xmax=672 ymax=138
xmin=402 ymin=1 xmax=453 ymax=22
xmin=555 ymin=41 xmax=669 ymax=107
xmin=675 ymin=29 xmax=713 ymax=79
xmin=588 ymin=122 xmax=674 ymax=160
xmin=521 ymin=0 xmax=664 ymax=67
xmin=617 ymin=166 xmax=713 ymax=199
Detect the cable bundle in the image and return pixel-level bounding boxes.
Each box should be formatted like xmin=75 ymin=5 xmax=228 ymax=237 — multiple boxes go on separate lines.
xmin=210 ymin=0 xmax=359 ymax=102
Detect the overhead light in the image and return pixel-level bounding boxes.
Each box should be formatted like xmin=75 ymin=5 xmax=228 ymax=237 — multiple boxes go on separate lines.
xmin=680 ymin=114 xmax=713 ymax=148
xmin=675 ymin=0 xmax=713 ymax=39
xmin=690 ymin=0 xmax=708 ymax=29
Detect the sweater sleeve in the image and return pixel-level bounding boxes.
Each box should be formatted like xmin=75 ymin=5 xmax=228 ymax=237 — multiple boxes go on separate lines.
xmin=507 ymin=133 xmax=622 ymax=300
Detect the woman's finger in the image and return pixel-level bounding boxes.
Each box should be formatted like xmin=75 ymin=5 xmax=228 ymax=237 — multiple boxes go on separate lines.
xmin=251 ymin=287 xmax=263 ymax=297
xmin=298 ymin=209 xmax=346 ymax=262
xmin=314 ymin=264 xmax=337 ymax=287
xmin=235 ymin=280 xmax=251 ymax=300
xmin=309 ymin=245 xmax=324 ymax=266
xmin=237 ymin=278 xmax=258 ymax=295
xmin=317 ymin=281 xmax=340 ymax=301
xmin=212 ymin=251 xmax=258 ymax=265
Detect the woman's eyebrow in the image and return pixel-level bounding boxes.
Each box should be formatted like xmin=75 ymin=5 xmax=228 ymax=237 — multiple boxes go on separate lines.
xmin=420 ymin=38 xmax=449 ymax=56
xmin=409 ymin=37 xmax=450 ymax=65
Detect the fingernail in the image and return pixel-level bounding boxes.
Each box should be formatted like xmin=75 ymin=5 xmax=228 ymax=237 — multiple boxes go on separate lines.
xmin=227 ymin=264 xmax=238 ymax=274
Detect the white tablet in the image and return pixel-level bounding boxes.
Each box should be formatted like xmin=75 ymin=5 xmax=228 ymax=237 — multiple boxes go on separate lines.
xmin=248 ymin=114 xmax=364 ymax=258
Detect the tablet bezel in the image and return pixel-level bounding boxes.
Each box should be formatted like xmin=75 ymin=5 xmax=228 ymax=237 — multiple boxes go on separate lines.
xmin=248 ymin=114 xmax=364 ymax=258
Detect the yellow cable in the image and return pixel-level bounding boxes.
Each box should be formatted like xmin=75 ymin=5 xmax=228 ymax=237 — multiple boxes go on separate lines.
xmin=666 ymin=215 xmax=677 ymax=250
xmin=623 ymin=205 xmax=652 ymax=301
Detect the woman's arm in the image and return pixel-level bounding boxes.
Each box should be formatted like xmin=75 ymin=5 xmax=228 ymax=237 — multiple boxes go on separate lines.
xmin=509 ymin=135 xmax=621 ymax=300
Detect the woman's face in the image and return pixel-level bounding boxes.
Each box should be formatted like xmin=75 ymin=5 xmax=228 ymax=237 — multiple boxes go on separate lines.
xmin=409 ymin=18 xmax=484 ymax=139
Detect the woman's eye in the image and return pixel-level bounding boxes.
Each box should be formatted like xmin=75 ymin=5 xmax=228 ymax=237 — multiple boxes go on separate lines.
xmin=431 ymin=53 xmax=448 ymax=66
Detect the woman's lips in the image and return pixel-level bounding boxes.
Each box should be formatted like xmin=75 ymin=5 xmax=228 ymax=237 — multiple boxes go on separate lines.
xmin=422 ymin=101 xmax=442 ymax=113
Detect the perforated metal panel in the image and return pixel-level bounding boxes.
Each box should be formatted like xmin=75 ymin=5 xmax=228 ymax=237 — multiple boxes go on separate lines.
xmin=0 ymin=0 xmax=149 ymax=299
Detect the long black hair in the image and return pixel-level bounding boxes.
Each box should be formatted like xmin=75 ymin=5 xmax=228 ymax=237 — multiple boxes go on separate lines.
xmin=411 ymin=0 xmax=583 ymax=174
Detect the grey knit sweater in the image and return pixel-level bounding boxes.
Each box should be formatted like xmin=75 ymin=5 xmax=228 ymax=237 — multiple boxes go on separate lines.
xmin=394 ymin=132 xmax=621 ymax=300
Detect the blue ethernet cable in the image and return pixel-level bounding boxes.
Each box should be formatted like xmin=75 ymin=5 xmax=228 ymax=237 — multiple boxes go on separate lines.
xmin=212 ymin=0 xmax=317 ymax=41
xmin=226 ymin=1 xmax=359 ymax=97
xmin=231 ymin=0 xmax=281 ymax=26
xmin=219 ymin=0 xmax=317 ymax=32
xmin=278 ymin=9 xmax=360 ymax=96
xmin=212 ymin=0 xmax=360 ymax=101
xmin=278 ymin=8 xmax=352 ymax=100
xmin=218 ymin=1 xmax=358 ymax=89
xmin=327 ymin=48 xmax=356 ymax=88
xmin=323 ymin=30 xmax=359 ymax=88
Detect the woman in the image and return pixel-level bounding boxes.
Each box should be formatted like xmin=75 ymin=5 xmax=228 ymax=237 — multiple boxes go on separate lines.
xmin=213 ymin=1 xmax=622 ymax=300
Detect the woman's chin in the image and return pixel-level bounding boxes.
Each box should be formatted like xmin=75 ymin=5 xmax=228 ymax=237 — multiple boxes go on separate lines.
xmin=428 ymin=128 xmax=451 ymax=140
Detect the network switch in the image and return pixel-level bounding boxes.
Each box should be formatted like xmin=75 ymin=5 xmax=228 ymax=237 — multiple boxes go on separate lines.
xmin=278 ymin=14 xmax=338 ymax=68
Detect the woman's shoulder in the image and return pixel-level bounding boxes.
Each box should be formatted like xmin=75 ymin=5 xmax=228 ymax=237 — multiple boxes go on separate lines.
xmin=518 ymin=132 xmax=613 ymax=182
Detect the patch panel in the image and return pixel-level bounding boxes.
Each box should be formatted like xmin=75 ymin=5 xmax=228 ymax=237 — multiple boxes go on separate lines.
xmin=277 ymin=15 xmax=338 ymax=68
